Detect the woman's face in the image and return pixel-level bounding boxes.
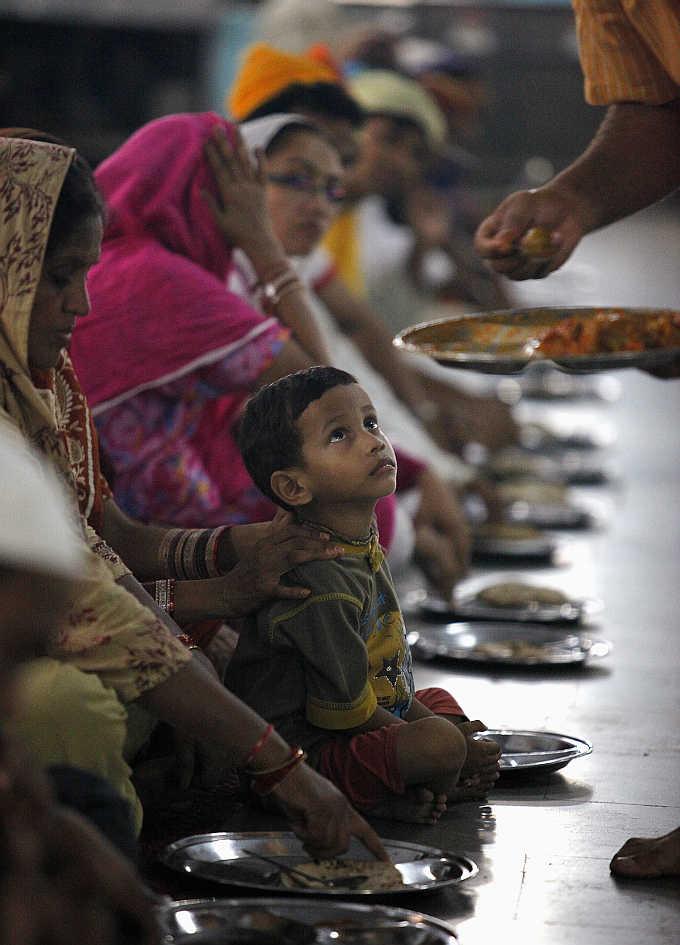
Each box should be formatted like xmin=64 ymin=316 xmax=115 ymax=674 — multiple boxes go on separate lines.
xmin=28 ymin=214 xmax=103 ymax=372
xmin=264 ymin=130 xmax=344 ymax=257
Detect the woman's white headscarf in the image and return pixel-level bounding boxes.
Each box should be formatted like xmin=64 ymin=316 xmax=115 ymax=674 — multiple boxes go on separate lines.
xmin=238 ymin=113 xmax=318 ymax=156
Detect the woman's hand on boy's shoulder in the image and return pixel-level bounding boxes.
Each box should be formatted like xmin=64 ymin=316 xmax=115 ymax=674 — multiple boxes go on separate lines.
xmin=221 ymin=511 xmax=344 ymax=617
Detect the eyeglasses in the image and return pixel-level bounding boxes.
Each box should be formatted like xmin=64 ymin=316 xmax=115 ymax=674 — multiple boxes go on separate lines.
xmin=267 ymin=173 xmax=346 ymax=205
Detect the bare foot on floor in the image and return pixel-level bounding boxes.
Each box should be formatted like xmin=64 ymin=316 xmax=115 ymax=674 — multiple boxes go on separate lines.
xmin=368 ymin=787 xmax=448 ymax=824
xmin=610 ymin=827 xmax=680 ymax=878
xmin=453 ymin=720 xmax=501 ymax=799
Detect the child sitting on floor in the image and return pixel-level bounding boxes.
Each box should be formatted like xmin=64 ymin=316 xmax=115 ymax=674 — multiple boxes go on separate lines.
xmin=226 ymin=367 xmax=500 ymax=822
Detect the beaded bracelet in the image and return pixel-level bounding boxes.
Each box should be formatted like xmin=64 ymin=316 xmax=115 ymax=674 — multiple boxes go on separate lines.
xmin=154 ymin=578 xmax=176 ymax=614
xmin=257 ymin=270 xmax=303 ymax=311
xmin=256 ymin=266 xmax=297 ymax=299
xmin=271 ymin=278 xmax=304 ymax=307
xmin=242 ymin=723 xmax=274 ymax=770
xmin=205 ymin=525 xmax=229 ymax=577
xmin=250 ymin=746 xmax=307 ymax=796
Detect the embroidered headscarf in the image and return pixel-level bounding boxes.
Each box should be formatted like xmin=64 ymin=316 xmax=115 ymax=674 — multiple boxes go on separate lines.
xmin=0 ymin=135 xmax=190 ymax=701
xmin=0 ymin=136 xmax=111 ymax=530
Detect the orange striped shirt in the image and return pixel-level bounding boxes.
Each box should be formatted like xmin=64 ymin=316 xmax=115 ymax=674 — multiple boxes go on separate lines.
xmin=573 ymin=0 xmax=680 ymax=105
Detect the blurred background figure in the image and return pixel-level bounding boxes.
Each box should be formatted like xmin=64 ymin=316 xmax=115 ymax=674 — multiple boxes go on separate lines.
xmin=253 ymin=0 xmax=350 ymax=57
xmin=0 ymin=428 xmax=158 ymax=945
xmin=228 ymin=43 xmax=518 ymax=460
xmin=327 ymin=60 xmax=510 ymax=335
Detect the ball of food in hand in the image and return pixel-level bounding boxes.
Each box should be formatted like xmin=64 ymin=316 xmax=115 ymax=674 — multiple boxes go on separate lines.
xmin=520 ymin=226 xmax=553 ymax=258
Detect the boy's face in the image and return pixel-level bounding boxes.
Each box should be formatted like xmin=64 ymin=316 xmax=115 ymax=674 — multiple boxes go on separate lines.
xmin=291 ymin=383 xmax=397 ymax=508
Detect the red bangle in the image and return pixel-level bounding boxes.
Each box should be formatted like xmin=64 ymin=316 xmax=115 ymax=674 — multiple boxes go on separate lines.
xmin=242 ymin=723 xmax=274 ymax=770
xmin=250 ymin=746 xmax=306 ymax=796
xmin=205 ymin=525 xmax=229 ymax=577
xmin=177 ymin=632 xmax=199 ymax=650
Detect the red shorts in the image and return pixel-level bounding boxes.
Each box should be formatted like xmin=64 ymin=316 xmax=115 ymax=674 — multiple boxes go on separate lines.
xmin=316 ymin=687 xmax=465 ymax=810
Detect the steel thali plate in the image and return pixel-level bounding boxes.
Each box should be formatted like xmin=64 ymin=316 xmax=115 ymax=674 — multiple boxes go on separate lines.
xmin=471 ymin=530 xmax=556 ymax=561
xmin=402 ymin=587 xmax=601 ymax=625
xmin=393 ymin=307 xmax=680 ymax=375
xmin=407 ymin=622 xmax=610 ymax=666
xmin=474 ymin=729 xmax=592 ymax=774
xmin=161 ymin=833 xmax=477 ymax=898
xmin=157 ymin=898 xmax=459 ymax=944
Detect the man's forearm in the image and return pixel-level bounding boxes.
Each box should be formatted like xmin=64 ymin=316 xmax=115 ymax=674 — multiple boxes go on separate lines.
xmin=545 ymin=101 xmax=680 ymax=234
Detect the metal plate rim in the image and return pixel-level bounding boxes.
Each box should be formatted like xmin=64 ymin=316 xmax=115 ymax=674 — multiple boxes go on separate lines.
xmin=160 ymin=832 xmax=478 ymax=897
xmin=477 ymin=728 xmax=593 ymax=772
xmin=156 ymin=896 xmax=459 ymax=943
xmin=393 ymin=307 xmax=680 ymax=375
xmin=471 ymin=535 xmax=557 ymax=557
xmin=408 ymin=622 xmax=603 ymax=665
xmin=403 ymin=589 xmax=603 ymax=626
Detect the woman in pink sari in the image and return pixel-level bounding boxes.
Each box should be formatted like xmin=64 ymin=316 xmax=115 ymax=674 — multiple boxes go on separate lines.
xmin=71 ymin=112 xmax=399 ymax=548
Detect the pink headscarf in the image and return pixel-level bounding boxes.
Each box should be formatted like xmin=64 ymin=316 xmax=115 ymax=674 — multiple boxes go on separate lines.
xmin=71 ymin=112 xmax=272 ymax=414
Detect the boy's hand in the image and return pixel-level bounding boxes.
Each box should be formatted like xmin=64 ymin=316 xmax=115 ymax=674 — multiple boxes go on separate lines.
xmin=272 ymin=763 xmax=390 ymax=862
xmin=222 ymin=511 xmax=343 ymax=616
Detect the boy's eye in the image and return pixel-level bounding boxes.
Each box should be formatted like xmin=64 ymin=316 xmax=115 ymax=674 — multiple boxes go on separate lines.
xmin=364 ymin=416 xmax=379 ymax=430
xmin=329 ymin=428 xmax=345 ymax=443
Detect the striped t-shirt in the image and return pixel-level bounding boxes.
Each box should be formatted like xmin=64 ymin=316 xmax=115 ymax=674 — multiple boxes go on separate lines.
xmin=573 ymin=0 xmax=680 ymax=105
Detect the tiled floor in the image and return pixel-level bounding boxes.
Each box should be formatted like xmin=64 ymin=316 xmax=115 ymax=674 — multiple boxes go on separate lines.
xmin=383 ymin=202 xmax=680 ymax=943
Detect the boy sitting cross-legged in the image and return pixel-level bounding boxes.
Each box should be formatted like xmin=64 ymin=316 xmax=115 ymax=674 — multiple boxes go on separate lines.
xmin=226 ymin=367 xmax=500 ymax=823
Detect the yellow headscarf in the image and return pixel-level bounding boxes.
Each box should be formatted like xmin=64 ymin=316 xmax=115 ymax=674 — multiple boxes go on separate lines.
xmin=228 ymin=42 xmax=342 ymax=121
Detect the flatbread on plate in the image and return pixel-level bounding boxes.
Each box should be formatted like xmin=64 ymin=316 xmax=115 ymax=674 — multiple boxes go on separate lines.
xmin=279 ymin=859 xmax=403 ymax=891
xmin=499 ymin=480 xmax=568 ymax=505
xmin=475 ymin=523 xmax=543 ymax=541
xmin=476 ymin=582 xmax=569 ymax=608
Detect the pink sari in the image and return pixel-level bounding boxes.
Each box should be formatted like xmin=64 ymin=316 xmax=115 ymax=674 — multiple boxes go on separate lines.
xmin=70 ymin=113 xmax=290 ymax=526
xmin=71 ymin=112 xmax=397 ymax=544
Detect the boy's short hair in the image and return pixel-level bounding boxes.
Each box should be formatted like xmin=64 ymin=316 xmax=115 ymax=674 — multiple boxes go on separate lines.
xmin=239 ymin=366 xmax=357 ymax=508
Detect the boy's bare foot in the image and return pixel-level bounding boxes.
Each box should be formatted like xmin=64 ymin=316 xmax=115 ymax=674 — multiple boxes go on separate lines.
xmin=368 ymin=787 xmax=448 ymax=824
xmin=454 ymin=721 xmax=501 ymax=798
xmin=610 ymin=827 xmax=680 ymax=878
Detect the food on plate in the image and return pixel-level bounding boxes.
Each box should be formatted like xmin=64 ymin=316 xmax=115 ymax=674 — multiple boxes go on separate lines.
xmin=520 ymin=226 xmax=554 ymax=258
xmin=279 ymin=859 xmax=404 ymax=891
xmin=498 ymin=479 xmax=568 ymax=505
xmin=474 ymin=523 xmax=544 ymax=541
xmin=472 ymin=640 xmax=555 ymax=660
xmin=535 ymin=310 xmax=680 ymax=358
xmin=488 ymin=448 xmax=554 ymax=479
xmin=476 ymin=582 xmax=569 ymax=608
